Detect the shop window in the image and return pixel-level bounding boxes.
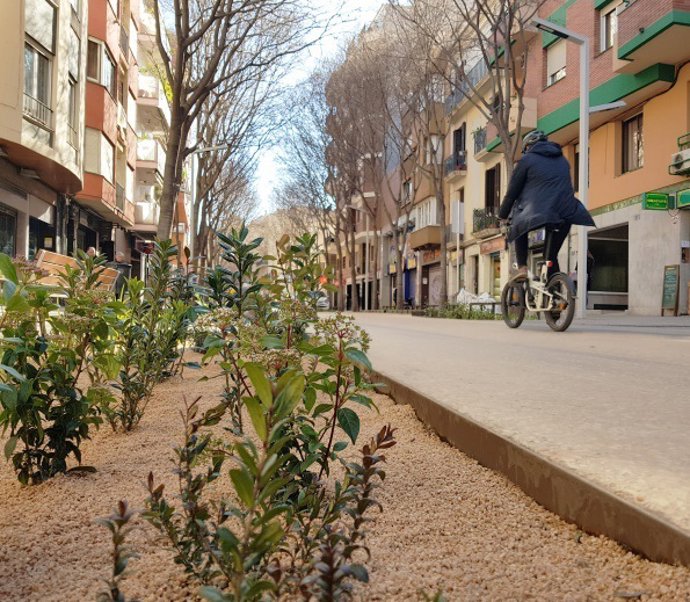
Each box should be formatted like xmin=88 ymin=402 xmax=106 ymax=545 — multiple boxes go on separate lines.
xmin=546 ymin=40 xmax=566 ymax=86
xmin=622 ymin=114 xmax=644 ymax=173
xmin=0 ymin=205 xmax=17 ymax=256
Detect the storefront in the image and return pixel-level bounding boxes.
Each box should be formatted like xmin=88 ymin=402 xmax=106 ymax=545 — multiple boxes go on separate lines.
xmin=479 ymin=237 xmax=504 ymax=298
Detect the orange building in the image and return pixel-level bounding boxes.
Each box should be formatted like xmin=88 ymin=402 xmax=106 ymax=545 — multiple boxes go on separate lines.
xmin=74 ymin=0 xmax=138 ymax=263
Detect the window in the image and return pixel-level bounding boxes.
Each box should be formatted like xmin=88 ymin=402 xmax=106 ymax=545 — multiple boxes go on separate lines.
xmin=622 ymin=114 xmax=644 ymax=173
xmin=24 ymin=43 xmax=51 ymax=125
xmin=68 ymin=78 xmax=79 ymax=147
xmin=25 ymin=0 xmax=56 ymax=52
xmin=87 ymin=40 xmax=116 ymax=97
xmin=600 ymin=2 xmax=620 ymax=52
xmin=485 ymin=164 xmax=501 ymax=210
xmin=87 ymin=40 xmax=100 ymax=80
xmin=546 ymin=40 xmax=566 ymax=86
xmin=402 ymin=179 xmax=413 ymax=204
xmin=453 ymin=123 xmax=466 ymax=157
xmin=84 ymin=128 xmax=115 ymax=182
xmin=103 ymin=50 xmax=116 ymax=97
xmin=425 ymin=135 xmax=442 ymax=165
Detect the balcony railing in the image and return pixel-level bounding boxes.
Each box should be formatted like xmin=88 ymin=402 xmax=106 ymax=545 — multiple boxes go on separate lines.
xmin=137 ymin=138 xmax=166 ymax=175
xmin=135 ymin=201 xmax=160 ymax=226
xmin=445 ymin=59 xmax=490 ymax=114
xmin=23 ymin=93 xmax=52 ymax=128
xmin=116 ymin=183 xmax=126 ymax=211
xmin=444 ymin=151 xmax=467 ymax=176
xmin=138 ymin=74 xmax=171 ymax=127
xmin=473 ymin=127 xmax=487 ymax=155
xmin=473 ymin=207 xmax=500 ymax=233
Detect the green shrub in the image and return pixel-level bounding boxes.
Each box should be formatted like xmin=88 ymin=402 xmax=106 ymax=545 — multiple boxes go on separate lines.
xmin=0 ymin=253 xmax=119 ymax=484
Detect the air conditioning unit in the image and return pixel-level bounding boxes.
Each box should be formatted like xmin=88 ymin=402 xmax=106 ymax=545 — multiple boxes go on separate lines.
xmin=669 ymin=148 xmax=690 ymax=175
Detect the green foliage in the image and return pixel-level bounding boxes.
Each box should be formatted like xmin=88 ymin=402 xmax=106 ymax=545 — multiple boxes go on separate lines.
xmin=141 ymin=228 xmax=395 ymax=601
xmin=0 ymin=254 xmax=118 ymax=484
xmin=109 ymin=240 xmax=196 ymax=431
xmin=96 ymin=500 xmax=138 ymax=602
xmin=424 ymin=304 xmax=501 ymax=320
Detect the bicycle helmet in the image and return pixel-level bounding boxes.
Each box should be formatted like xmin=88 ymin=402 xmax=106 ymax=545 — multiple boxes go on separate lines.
xmin=522 ymin=129 xmax=547 ymax=153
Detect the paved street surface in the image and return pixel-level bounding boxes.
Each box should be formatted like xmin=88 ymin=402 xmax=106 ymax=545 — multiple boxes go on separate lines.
xmin=352 ymin=312 xmax=690 ymax=534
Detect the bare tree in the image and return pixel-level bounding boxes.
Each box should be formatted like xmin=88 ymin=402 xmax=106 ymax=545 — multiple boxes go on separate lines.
xmin=277 ymin=70 xmax=340 ymax=290
xmin=150 ymin=0 xmax=323 ymax=239
xmin=389 ymin=0 xmax=545 ymax=178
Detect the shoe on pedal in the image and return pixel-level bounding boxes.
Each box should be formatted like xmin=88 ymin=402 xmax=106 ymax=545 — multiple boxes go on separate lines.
xmin=509 ymin=266 xmax=529 ymax=283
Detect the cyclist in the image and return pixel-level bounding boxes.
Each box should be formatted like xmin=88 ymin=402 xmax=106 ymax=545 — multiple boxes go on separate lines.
xmin=498 ymin=130 xmax=594 ymax=281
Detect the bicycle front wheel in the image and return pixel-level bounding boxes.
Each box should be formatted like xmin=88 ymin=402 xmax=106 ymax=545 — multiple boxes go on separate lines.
xmin=544 ymin=273 xmax=575 ymax=332
xmin=501 ymin=281 xmax=526 ymax=328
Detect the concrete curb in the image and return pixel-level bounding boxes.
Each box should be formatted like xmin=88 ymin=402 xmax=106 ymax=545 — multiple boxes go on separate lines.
xmin=372 ymin=369 xmax=690 ymax=567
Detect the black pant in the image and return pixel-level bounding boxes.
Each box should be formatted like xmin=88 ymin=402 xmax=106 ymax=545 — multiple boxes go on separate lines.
xmin=514 ymin=225 xmax=571 ymax=279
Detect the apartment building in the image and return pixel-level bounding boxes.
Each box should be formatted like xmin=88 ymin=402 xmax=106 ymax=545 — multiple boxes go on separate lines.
xmin=73 ymin=0 xmax=138 ymax=265
xmin=0 ymin=0 xmax=88 ymax=258
xmin=529 ymin=0 xmax=690 ymax=314
xmin=434 ymin=0 xmax=690 ymax=315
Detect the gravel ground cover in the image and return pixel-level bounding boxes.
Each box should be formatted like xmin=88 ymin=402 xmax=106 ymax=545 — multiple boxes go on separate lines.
xmin=1 ymin=354 xmax=689 ymax=601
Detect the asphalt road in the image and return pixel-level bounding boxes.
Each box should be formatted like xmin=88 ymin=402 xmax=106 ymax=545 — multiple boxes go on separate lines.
xmin=352 ymin=312 xmax=690 ymax=534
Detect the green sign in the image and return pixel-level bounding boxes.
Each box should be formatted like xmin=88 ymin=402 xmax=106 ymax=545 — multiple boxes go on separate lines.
xmin=661 ymin=264 xmax=680 ymax=315
xmin=677 ymin=189 xmax=690 ymax=209
xmin=643 ymin=192 xmax=671 ymax=210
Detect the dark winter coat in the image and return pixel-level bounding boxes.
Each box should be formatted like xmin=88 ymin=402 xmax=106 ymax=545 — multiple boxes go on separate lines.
xmin=498 ymin=140 xmax=595 ymax=242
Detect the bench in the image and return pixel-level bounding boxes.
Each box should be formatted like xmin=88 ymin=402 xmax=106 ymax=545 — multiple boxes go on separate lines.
xmin=34 ymin=250 xmax=120 ymax=291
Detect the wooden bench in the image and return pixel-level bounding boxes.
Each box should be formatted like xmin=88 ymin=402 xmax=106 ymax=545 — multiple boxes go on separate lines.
xmin=34 ymin=250 xmax=120 ymax=291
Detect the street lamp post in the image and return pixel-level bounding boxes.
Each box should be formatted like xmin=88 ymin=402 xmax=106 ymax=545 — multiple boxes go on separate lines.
xmin=532 ymin=18 xmax=589 ymax=319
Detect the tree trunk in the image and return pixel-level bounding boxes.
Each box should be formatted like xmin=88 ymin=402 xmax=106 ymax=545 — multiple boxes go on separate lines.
xmin=348 ymin=223 xmax=359 ymax=312
xmin=395 ymin=232 xmax=404 ymax=310
xmin=371 ymin=230 xmax=379 ymax=310
xmin=438 ymin=189 xmax=448 ymax=307
xmin=157 ymin=108 xmax=183 ymax=240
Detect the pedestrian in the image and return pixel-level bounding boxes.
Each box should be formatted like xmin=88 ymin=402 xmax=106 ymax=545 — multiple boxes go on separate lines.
xmin=86 ymin=246 xmax=97 ymax=258
xmin=108 ymin=251 xmax=131 ymax=297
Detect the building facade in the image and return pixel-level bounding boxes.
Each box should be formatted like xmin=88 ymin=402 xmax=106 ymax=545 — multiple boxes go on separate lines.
xmin=0 ymin=0 xmax=88 ymax=259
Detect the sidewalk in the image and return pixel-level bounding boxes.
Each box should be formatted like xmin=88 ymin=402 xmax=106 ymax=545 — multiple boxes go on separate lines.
xmin=351 ymin=311 xmax=690 ymax=566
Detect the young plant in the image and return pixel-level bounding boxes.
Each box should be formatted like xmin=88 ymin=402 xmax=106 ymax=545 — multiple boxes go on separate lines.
xmin=96 ymin=500 xmax=138 ymax=602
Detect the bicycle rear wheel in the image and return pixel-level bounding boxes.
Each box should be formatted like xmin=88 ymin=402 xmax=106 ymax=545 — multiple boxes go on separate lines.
xmin=501 ymin=281 xmax=526 ymax=328
xmin=544 ymin=273 xmax=575 ymax=332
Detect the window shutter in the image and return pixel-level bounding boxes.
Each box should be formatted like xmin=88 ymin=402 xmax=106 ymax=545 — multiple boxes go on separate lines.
xmin=547 ymin=40 xmax=566 ymax=78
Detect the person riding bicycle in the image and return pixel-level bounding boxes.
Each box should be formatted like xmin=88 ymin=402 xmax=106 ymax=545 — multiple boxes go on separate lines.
xmin=498 ymin=130 xmax=594 ymax=281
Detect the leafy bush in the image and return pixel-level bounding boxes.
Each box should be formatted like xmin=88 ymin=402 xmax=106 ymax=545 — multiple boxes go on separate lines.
xmin=109 ymin=240 xmax=196 ymax=431
xmin=424 ymin=304 xmax=500 ymax=320
xmin=142 ymin=228 xmax=395 ymax=600
xmin=0 ymin=253 xmax=119 ymax=484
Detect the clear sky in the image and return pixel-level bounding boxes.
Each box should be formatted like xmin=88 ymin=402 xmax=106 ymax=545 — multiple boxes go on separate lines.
xmin=253 ymin=0 xmax=387 ymax=216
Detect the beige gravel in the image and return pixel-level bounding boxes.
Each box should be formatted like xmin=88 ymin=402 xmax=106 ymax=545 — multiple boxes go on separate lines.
xmin=0 ymin=355 xmax=689 ymax=601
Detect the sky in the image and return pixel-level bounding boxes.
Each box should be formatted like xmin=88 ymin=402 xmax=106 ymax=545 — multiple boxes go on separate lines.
xmin=253 ymin=0 xmax=387 ymax=216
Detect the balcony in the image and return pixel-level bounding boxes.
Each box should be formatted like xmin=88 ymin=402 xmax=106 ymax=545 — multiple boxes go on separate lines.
xmin=137 ymin=74 xmax=171 ymax=130
xmin=445 ymin=59 xmax=489 ymax=114
xmin=472 ymin=207 xmax=501 ymax=238
xmin=136 ymin=138 xmax=166 ymax=178
xmin=409 ymin=225 xmax=442 ymax=250
xmin=134 ymin=201 xmax=160 ymax=232
xmin=615 ymin=0 xmax=690 ymax=74
xmin=23 ymin=93 xmax=52 ymax=129
xmin=444 ymin=151 xmax=467 ymax=181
